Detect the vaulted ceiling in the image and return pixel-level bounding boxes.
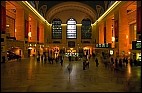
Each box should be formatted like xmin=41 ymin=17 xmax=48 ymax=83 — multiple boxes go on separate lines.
xmin=28 ymin=1 xmax=115 ymax=23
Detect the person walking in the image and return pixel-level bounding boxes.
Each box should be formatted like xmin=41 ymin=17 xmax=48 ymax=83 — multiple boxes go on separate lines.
xmin=130 ymin=58 xmax=133 ymax=67
xmin=119 ymin=58 xmax=123 ymax=69
xmin=125 ymin=57 xmax=128 ymax=66
xmin=60 ymin=56 xmax=63 ymax=66
xmin=95 ymin=58 xmax=99 ymax=67
xmin=110 ymin=57 xmax=114 ymax=71
xmin=83 ymin=60 xmax=86 ymax=70
xmin=69 ymin=56 xmax=71 ymax=62
xmin=86 ymin=59 xmax=89 ymax=69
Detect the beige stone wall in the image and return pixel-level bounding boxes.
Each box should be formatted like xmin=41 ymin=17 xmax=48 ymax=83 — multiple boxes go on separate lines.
xmin=16 ymin=9 xmax=25 ymax=41
xmin=98 ymin=22 xmax=104 ymax=44
xmin=39 ymin=23 xmax=44 ymax=43
xmin=119 ymin=5 xmax=130 ymax=56
xmin=106 ymin=17 xmax=113 ymax=44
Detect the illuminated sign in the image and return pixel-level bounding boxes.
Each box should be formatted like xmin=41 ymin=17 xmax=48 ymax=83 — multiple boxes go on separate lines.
xmin=132 ymin=41 xmax=141 ymax=50
xmin=96 ymin=43 xmax=111 ymax=48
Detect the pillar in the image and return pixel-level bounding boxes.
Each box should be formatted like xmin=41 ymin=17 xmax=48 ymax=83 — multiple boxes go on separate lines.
xmin=62 ymin=24 xmax=67 ymax=49
xmin=1 ymin=1 xmax=7 ymax=62
xmin=106 ymin=17 xmax=113 ymax=44
xmin=99 ymin=22 xmax=104 ymax=44
xmin=136 ymin=1 xmax=141 ymax=40
xmin=119 ymin=5 xmax=129 ymax=57
xmin=16 ymin=9 xmax=25 ymax=41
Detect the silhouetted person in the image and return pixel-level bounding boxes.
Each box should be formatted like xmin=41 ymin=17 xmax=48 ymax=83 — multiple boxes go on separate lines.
xmin=95 ymin=58 xmax=99 ymax=67
xmin=83 ymin=60 xmax=86 ymax=70
xmin=55 ymin=57 xmax=59 ymax=64
xmin=86 ymin=59 xmax=89 ymax=69
xmin=134 ymin=59 xmax=137 ymax=66
xmin=119 ymin=58 xmax=123 ymax=68
xmin=115 ymin=58 xmax=118 ymax=68
xmin=60 ymin=56 xmax=63 ymax=66
xmin=123 ymin=57 xmax=126 ymax=64
xmin=130 ymin=58 xmax=133 ymax=67
xmin=51 ymin=57 xmax=54 ymax=64
xmin=43 ymin=53 xmax=47 ymax=63
xmin=69 ymin=56 xmax=71 ymax=62
xmin=2 ymin=56 xmax=5 ymax=63
xmin=125 ymin=58 xmax=128 ymax=66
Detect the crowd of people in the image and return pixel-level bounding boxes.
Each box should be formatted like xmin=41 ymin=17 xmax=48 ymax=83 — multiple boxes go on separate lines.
xmin=36 ymin=51 xmax=140 ymax=71
xmin=36 ymin=52 xmax=64 ymax=66
xmin=100 ymin=52 xmax=140 ymax=72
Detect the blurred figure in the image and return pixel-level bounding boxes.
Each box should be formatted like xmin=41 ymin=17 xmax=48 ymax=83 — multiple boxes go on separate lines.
xmin=130 ymin=58 xmax=133 ymax=67
xmin=83 ymin=60 xmax=86 ymax=70
xmin=86 ymin=59 xmax=89 ymax=69
xmin=95 ymin=58 xmax=99 ymax=67
xmin=60 ymin=56 xmax=63 ymax=66
xmin=125 ymin=57 xmax=128 ymax=66
xmin=134 ymin=59 xmax=137 ymax=66
xmin=115 ymin=58 xmax=118 ymax=68
xmin=119 ymin=58 xmax=123 ymax=68
xmin=69 ymin=56 xmax=71 ymax=62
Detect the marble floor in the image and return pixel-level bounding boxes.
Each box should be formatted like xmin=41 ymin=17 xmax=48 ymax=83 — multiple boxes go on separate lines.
xmin=1 ymin=56 xmax=141 ymax=92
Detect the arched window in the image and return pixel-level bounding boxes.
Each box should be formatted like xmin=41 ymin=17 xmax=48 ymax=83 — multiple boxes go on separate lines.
xmin=67 ymin=18 xmax=77 ymax=39
xmin=52 ymin=18 xmax=62 ymax=39
xmin=81 ymin=19 xmax=92 ymax=39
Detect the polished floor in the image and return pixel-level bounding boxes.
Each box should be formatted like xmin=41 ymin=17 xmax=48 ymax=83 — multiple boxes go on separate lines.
xmin=1 ymin=56 xmax=141 ymax=92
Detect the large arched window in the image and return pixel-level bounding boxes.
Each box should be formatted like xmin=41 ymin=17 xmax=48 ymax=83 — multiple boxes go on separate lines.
xmin=81 ymin=19 xmax=92 ymax=39
xmin=52 ymin=18 xmax=62 ymax=39
xmin=67 ymin=18 xmax=77 ymax=39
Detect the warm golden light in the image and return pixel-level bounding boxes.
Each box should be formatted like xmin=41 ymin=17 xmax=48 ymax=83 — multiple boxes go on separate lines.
xmin=28 ymin=47 xmax=32 ymax=49
xmin=76 ymin=24 xmax=82 ymax=26
xmin=28 ymin=32 xmax=31 ymax=37
xmin=112 ymin=37 xmax=115 ymax=42
xmin=70 ymin=48 xmax=73 ymax=50
xmin=93 ymin=1 xmax=122 ymax=25
xmin=21 ymin=1 xmax=50 ymax=25
xmin=126 ymin=35 xmax=128 ymax=39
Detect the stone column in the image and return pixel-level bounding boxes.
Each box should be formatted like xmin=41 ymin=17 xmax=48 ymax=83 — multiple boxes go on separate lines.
xmin=1 ymin=1 xmax=7 ymax=62
xmin=31 ymin=17 xmax=37 ymax=43
xmin=114 ymin=11 xmax=119 ymax=57
xmin=94 ymin=23 xmax=99 ymax=44
xmin=77 ymin=24 xmax=81 ymax=53
xmin=62 ymin=24 xmax=67 ymax=50
xmin=39 ymin=23 xmax=44 ymax=43
xmin=136 ymin=1 xmax=141 ymax=40
xmin=16 ymin=9 xmax=24 ymax=41
xmin=98 ymin=22 xmax=104 ymax=44
xmin=1 ymin=1 xmax=6 ymax=34
xmin=106 ymin=17 xmax=113 ymax=44
xmin=104 ymin=21 xmax=106 ymax=43
xmin=119 ymin=5 xmax=129 ymax=57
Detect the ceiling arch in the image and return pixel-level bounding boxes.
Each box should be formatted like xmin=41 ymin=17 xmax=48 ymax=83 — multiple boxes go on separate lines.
xmin=45 ymin=1 xmax=97 ymax=23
